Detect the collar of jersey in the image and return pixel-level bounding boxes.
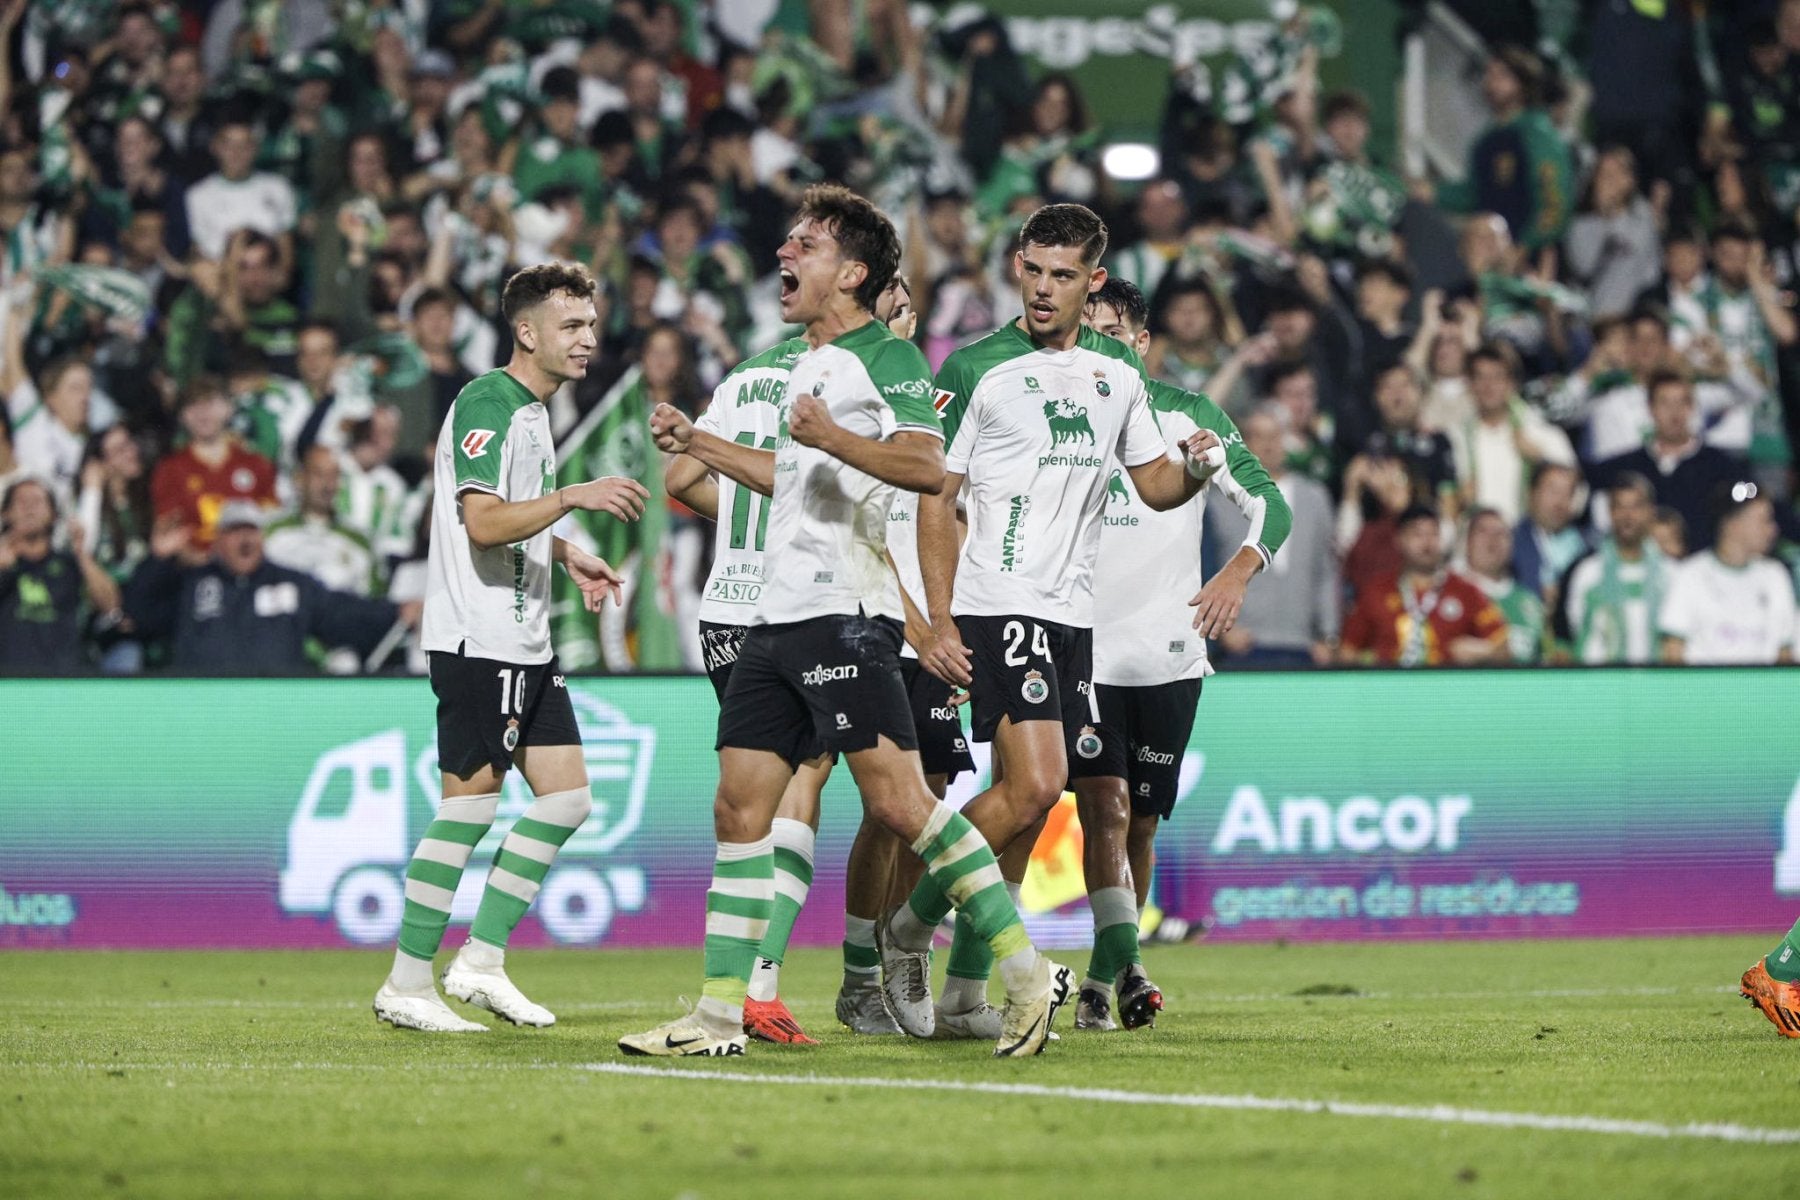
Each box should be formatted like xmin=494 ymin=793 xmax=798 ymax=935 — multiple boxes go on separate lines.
xmin=820 ymin=318 xmax=889 ymax=351
xmin=487 ymin=369 xmax=541 ymax=409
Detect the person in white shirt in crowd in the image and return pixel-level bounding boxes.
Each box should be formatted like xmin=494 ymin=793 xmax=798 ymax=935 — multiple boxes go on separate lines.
xmin=6 ymin=357 xmax=92 ymax=497
xmin=1659 ymin=484 xmax=1796 ymax=664
xmin=184 ymin=118 xmax=299 ymax=267
xmin=1450 ymin=343 xmax=1575 ymax=525
xmin=1556 ymin=472 xmax=1671 ymax=665
xmin=336 ymin=409 xmax=418 ymax=564
xmin=264 ymin=444 xmax=386 ymax=674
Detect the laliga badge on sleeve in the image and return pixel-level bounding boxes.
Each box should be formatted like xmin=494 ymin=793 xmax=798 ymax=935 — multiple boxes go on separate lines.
xmin=503 ymin=718 xmax=521 ymax=752
xmin=1075 ymin=725 xmax=1102 ymax=759
xmin=1021 ymin=669 xmax=1049 ymax=704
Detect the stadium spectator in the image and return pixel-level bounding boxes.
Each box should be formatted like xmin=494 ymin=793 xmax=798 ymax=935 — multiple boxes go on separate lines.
xmin=124 ymin=500 xmax=413 ymax=675
xmin=1688 ymin=223 xmax=1797 ymax=496
xmin=1339 ymin=503 xmax=1508 ymax=666
xmin=1356 ymin=362 xmax=1458 ymax=514
xmin=165 ymin=229 xmax=299 ymax=384
xmin=1109 ymin=178 xmax=1189 ymax=299
xmin=1592 ymin=372 xmax=1744 ymax=551
xmin=1351 ymin=259 xmax=1415 ymax=392
xmin=1144 ymin=275 xmax=1243 ymax=397
xmin=1660 ymin=486 xmax=1797 ymax=664
xmin=336 ymin=410 xmax=415 ymax=564
xmin=1511 ymin=463 xmax=1587 ymax=600
xmin=6 ymin=356 xmax=92 ymax=496
xmin=1449 ymin=344 xmax=1576 ymax=525
xmin=0 ymin=476 xmax=119 ymax=673
xmin=150 ymin=377 xmax=277 ymax=553
xmin=1462 ymin=506 xmax=1543 ymax=664
xmin=1407 ymin=289 xmax=1483 ymax=433
xmin=1206 ymin=404 xmax=1338 ymax=665
xmin=183 ymin=118 xmax=298 ymax=267
xmin=265 ymin=445 xmax=381 ymax=599
xmin=1565 ymin=145 xmax=1664 ymax=321
xmin=1555 ymin=472 xmax=1670 ymax=665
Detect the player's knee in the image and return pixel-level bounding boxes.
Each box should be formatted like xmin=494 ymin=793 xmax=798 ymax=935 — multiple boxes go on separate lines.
xmin=1005 ymin=769 xmax=1065 ymax=818
xmin=532 ymin=785 xmax=592 ymax=827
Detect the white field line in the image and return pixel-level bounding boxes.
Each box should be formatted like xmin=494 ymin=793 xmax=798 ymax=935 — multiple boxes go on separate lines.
xmin=8 ymin=1059 xmax=1796 ymax=1146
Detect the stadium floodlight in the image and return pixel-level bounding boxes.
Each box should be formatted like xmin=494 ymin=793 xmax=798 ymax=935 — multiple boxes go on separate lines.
xmin=1102 ymin=143 xmax=1159 ymax=182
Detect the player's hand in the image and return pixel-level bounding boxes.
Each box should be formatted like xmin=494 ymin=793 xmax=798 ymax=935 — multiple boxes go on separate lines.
xmin=1179 ymin=428 xmax=1226 ymax=481
xmin=565 ymin=548 xmax=626 ymax=610
xmin=921 ymin=618 xmax=973 ymax=688
xmin=787 ymin=393 xmax=839 ymax=451
xmin=562 ymin=476 xmax=649 ymax=522
xmin=1189 ymin=566 xmax=1250 ymax=639
xmin=649 ymin=402 xmax=695 ymax=453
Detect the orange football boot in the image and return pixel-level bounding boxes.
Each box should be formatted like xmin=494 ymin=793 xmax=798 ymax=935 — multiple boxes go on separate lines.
xmin=743 ymin=996 xmax=818 ymax=1045
xmin=1740 ymin=957 xmax=1800 ymax=1038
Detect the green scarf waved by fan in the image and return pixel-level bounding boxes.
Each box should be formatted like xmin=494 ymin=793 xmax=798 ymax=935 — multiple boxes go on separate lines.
xmin=551 ymin=368 xmax=683 ymax=672
xmin=38 ymin=263 xmax=154 ymax=326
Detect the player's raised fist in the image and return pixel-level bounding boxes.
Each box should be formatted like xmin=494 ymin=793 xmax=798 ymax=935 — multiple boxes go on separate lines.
xmin=649 ymin=402 xmax=694 ymax=453
xmin=1179 ymin=428 xmax=1226 ymax=481
xmin=787 ymin=393 xmax=838 ymax=449
xmin=562 ymin=476 xmax=650 ymax=522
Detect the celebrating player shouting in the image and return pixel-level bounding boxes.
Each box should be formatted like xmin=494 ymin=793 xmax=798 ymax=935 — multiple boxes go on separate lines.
xmin=374 ymin=263 xmax=648 ymax=1033
xmin=886 ymin=204 xmax=1225 ymax=1034
xmin=1071 ymin=277 xmax=1291 ymax=1029
xmin=622 ymin=185 xmax=1071 ymax=1058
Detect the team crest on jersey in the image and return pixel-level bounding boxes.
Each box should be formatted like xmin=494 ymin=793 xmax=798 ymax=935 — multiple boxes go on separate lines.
xmin=1093 ymin=369 xmax=1111 ymax=397
xmin=1021 ymin=670 xmax=1049 ymax=704
xmin=503 ymin=718 xmax=520 ymax=751
xmin=231 ymin=467 xmax=256 ymax=491
xmin=932 ymin=388 xmax=954 ymax=414
xmin=461 ymin=429 xmax=496 ymax=458
xmin=1075 ymin=726 xmax=1102 ymax=759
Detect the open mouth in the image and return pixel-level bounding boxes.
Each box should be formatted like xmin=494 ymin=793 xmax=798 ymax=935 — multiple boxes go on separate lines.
xmin=1029 ymin=301 xmax=1056 ymax=321
xmin=779 ymin=268 xmax=799 ymax=302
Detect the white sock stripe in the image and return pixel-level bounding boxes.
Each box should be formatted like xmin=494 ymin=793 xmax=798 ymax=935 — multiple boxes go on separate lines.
xmin=772 ymin=872 xmax=810 ymax=905
xmin=1090 ymin=886 xmax=1138 ymax=928
xmin=928 ymin=827 xmax=990 ymax=874
xmin=706 ymin=913 xmax=769 ymax=942
xmin=948 ymin=862 xmax=1005 ymax=901
xmin=715 ymin=835 xmax=775 ymax=863
xmin=708 ymin=876 xmax=773 ymax=901
xmin=770 ymin=817 xmax=817 ymax=865
xmin=843 ymin=915 xmax=877 ymax=946
xmin=498 ymin=833 xmax=561 ymax=866
xmin=910 ymin=803 xmax=953 ymax=857
xmin=485 ymin=867 xmax=539 ymax=904
xmin=403 ymin=878 xmax=455 ymax=911
xmin=436 ymin=791 xmax=500 ymax=825
xmin=524 ymin=785 xmax=593 ymax=828
xmin=412 ymin=838 xmax=476 ymax=870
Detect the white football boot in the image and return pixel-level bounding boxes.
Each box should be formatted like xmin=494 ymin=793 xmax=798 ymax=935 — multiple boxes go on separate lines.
xmin=373 ymin=983 xmax=488 ymax=1033
xmin=442 ymin=949 xmax=556 ymax=1027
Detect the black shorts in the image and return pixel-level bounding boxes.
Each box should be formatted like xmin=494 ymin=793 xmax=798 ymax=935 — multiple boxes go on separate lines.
xmin=1067 ymin=678 xmax=1203 ymax=819
xmin=699 ymin=620 xmax=749 ymax=701
xmin=716 ymin=614 xmax=917 ymax=769
xmin=959 ymin=614 xmax=1094 ymax=757
xmin=902 ymin=658 xmax=975 ymax=782
xmin=428 ymin=650 xmax=581 ymax=779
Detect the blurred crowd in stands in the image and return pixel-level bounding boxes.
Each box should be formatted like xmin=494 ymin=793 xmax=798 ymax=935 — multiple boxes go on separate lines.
xmin=0 ymin=0 xmax=1796 ymax=675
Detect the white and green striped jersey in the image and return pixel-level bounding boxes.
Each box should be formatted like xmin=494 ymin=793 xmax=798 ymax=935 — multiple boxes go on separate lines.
xmin=263 ymin=513 xmax=381 ymax=597
xmin=754 ymin=320 xmax=942 ymax=626
xmin=1093 ymin=380 xmax=1291 ymax=687
xmin=692 ymin=337 xmax=804 ymax=625
xmin=887 ymin=489 xmax=926 ymax=660
xmin=937 ymin=323 xmax=1167 ymax=628
xmin=422 ymin=370 xmax=557 ymax=663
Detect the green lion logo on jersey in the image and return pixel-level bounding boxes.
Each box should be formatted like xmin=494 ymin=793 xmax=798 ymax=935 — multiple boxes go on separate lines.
xmin=1043 ymin=398 xmax=1095 ymax=447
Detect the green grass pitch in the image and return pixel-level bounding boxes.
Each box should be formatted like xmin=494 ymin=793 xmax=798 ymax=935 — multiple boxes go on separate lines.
xmin=3 ymin=936 xmax=1795 ymax=1198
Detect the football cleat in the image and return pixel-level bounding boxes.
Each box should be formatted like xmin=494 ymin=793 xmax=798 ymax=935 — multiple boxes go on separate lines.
xmin=373 ymin=983 xmax=488 ymax=1033
xmin=994 ymin=956 xmax=1074 ymax=1058
xmin=1116 ymin=966 xmax=1164 ymax=1030
xmin=442 ymin=953 xmax=555 ymax=1027
xmin=879 ymin=933 xmax=935 ymax=1038
xmin=933 ymin=1000 xmax=1003 ymax=1040
xmin=744 ymin=996 xmax=818 ymax=1045
xmin=1074 ymin=986 xmax=1117 ymax=1031
xmin=835 ymin=977 xmax=903 ymax=1035
xmin=618 ymin=1012 xmax=748 ymax=1057
xmin=1740 ymin=957 xmax=1800 ymax=1038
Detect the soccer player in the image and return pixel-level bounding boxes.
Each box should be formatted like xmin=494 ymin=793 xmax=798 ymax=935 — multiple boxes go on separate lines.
xmin=372 ymin=263 xmax=649 ymax=1033
xmin=890 ymin=203 xmax=1225 ymax=1036
xmin=621 ymin=185 xmax=1071 ymax=1058
xmin=1742 ymin=918 xmax=1800 ymax=1037
xmin=665 ymin=332 xmax=828 ymax=1045
xmin=1070 ymin=277 xmax=1291 ymax=1029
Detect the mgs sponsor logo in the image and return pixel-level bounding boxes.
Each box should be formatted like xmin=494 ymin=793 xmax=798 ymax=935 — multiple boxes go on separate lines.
xmin=881 ymin=378 xmax=931 ymax=398
xmin=1135 ymin=746 xmax=1175 ymax=765
xmin=1001 ymin=494 xmax=1030 ymax=571
xmin=1043 ymin=398 xmax=1096 ymax=446
xmin=1075 ymin=725 xmax=1103 ymax=759
xmin=802 ymin=663 xmax=859 ymax=686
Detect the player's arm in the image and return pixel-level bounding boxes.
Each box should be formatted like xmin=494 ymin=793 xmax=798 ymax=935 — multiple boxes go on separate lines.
xmin=917 ymin=472 xmax=972 ymax=685
xmin=1117 ymin=368 xmax=1219 ymax=511
xmin=1187 ymin=395 xmax=1291 ymax=637
xmin=665 ymin=452 xmax=719 ymax=520
xmin=552 ymin=536 xmax=626 ymax=610
xmin=461 ymin=482 xmax=646 ymax=551
xmin=650 ymin=401 xmax=775 ymax=497
xmin=885 ymin=548 xmax=934 ymax=657
xmin=787 ymin=393 xmax=945 ymax=494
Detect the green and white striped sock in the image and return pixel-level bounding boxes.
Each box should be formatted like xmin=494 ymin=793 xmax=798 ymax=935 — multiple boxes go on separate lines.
xmin=747 ymin=818 xmax=814 ymax=1002
xmin=468 ymin=786 xmax=592 ymax=950
xmin=701 ymin=834 xmax=775 ymax=1015
xmin=1084 ymin=886 xmax=1141 ymax=993
xmin=843 ymin=914 xmax=879 ymax=982
xmin=392 ymin=792 xmax=498 ymax=990
xmin=909 ymin=805 xmax=1030 ymax=973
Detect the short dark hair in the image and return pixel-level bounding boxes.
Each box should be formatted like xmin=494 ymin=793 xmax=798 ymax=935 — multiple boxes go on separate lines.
xmin=1607 ymin=470 xmax=1656 ymax=504
xmin=1646 ymin=367 xmax=1691 ymax=403
xmin=501 ymin=262 xmax=597 ymax=326
xmin=1356 ymin=258 xmax=1413 ymax=292
xmin=1 ymin=474 xmax=56 ymax=519
xmin=1263 ymin=284 xmax=1314 ymax=316
xmin=1018 ymin=203 xmax=1108 ymax=266
xmin=412 ymin=286 xmax=456 ymax=317
xmin=1322 ymin=90 xmax=1371 ymax=125
xmin=1712 ymin=480 xmax=1769 ymax=535
xmin=794 ymin=184 xmax=900 ymax=313
xmin=702 ymin=105 xmax=755 ymax=143
xmin=1087 ymin=277 xmax=1148 ymax=334
xmin=1713 ymin=220 xmax=1757 ymax=246
xmin=180 ymin=374 xmax=231 ymax=408
xmin=1528 ymin=460 xmax=1576 ymax=492
xmin=541 ymin=66 xmax=580 ymax=104
xmin=1397 ymin=502 xmax=1439 ymax=529
xmin=1266 ymin=360 xmax=1316 ymax=392
xmin=297 ymin=317 xmax=340 ymax=344
xmin=1468 ymin=342 xmax=1516 ymax=379
xmin=1626 ymin=306 xmax=1669 ymax=336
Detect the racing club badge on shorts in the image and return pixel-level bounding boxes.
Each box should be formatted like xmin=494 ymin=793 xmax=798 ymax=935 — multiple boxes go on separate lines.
xmin=1020 ymin=669 xmax=1049 ymax=704
xmin=503 ymin=718 xmax=521 ymax=752
xmin=1075 ymin=725 xmax=1102 ymax=759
